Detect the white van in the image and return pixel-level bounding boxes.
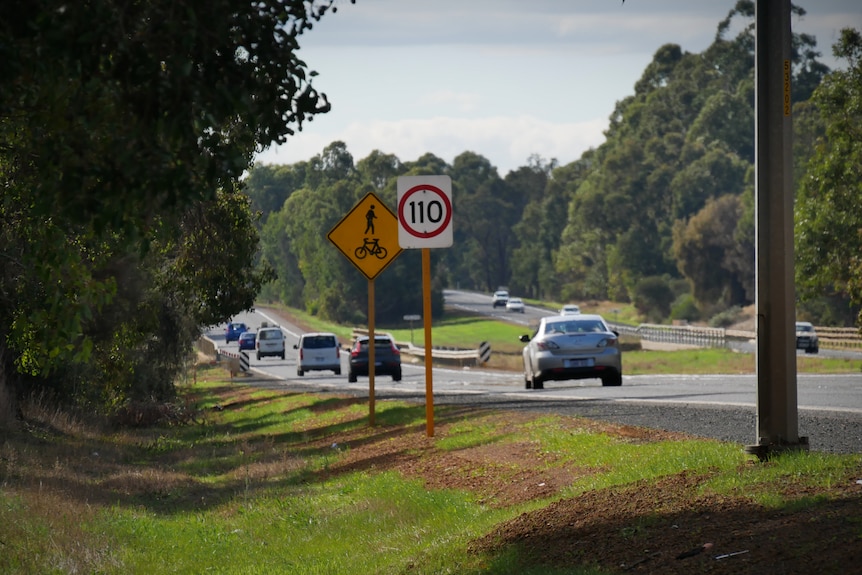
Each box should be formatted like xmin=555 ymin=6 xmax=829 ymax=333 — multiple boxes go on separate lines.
xmin=255 ymin=327 xmax=285 ymax=360
xmin=294 ymin=332 xmax=341 ymax=376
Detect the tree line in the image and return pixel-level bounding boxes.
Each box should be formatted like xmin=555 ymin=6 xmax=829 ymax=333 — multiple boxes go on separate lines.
xmin=246 ymin=4 xmax=861 ymax=331
xmin=0 ymin=0 xmax=350 ymax=413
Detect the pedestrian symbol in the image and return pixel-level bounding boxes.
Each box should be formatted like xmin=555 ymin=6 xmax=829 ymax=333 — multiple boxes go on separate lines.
xmin=364 ymin=205 xmax=377 ymax=235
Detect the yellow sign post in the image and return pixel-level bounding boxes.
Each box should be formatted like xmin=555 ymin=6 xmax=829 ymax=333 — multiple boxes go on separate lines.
xmin=328 ymin=192 xmax=402 ymax=426
xmin=396 ymin=176 xmax=454 ymax=438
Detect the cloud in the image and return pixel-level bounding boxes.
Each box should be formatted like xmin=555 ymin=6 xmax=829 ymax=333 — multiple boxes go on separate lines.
xmin=417 ymin=90 xmax=482 ymax=113
xmin=255 ymin=115 xmax=608 ymax=175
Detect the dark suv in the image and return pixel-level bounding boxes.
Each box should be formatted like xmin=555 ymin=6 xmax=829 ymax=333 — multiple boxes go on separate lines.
xmin=348 ymin=335 xmax=401 ymax=382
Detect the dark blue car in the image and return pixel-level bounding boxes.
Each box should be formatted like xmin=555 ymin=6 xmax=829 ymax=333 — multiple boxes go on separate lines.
xmin=225 ymin=322 xmax=248 ymax=343
xmin=238 ymin=331 xmax=256 ymax=351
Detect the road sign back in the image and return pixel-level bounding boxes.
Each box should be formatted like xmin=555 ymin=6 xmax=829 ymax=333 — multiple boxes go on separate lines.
xmin=328 ymin=192 xmax=402 ymax=280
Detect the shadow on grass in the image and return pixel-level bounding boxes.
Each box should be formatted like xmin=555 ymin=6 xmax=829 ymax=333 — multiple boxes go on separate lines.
xmin=4 ymin=384 xmax=500 ymax=517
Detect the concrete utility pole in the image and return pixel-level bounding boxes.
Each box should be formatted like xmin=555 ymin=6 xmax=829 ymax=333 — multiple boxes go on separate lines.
xmin=746 ymin=0 xmax=807 ymax=460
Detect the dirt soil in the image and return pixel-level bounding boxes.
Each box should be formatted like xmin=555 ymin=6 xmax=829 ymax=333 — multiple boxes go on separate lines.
xmin=311 ymin=406 xmax=862 ymax=575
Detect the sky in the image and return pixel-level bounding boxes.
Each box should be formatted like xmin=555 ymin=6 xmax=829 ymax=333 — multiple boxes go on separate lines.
xmin=254 ymin=0 xmax=862 ymax=176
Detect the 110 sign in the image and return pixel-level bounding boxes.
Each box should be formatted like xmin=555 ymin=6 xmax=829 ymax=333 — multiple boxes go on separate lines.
xmin=405 ymin=197 xmax=446 ymax=231
xmin=397 ymin=175 xmax=453 ymax=249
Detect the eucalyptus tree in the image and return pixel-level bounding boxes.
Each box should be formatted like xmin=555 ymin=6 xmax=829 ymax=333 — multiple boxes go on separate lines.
xmin=553 ymin=1 xmax=828 ymax=309
xmin=796 ymin=28 xmax=862 ymax=327
xmin=0 ymin=0 xmax=347 ymax=405
xmin=356 ymin=150 xmax=404 ymax=190
xmin=244 ymin=162 xmax=310 ymax=225
xmin=672 ymin=194 xmax=748 ymax=313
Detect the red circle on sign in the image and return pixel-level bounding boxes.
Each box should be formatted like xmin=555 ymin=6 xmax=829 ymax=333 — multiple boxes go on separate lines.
xmin=398 ymin=184 xmax=452 ymax=238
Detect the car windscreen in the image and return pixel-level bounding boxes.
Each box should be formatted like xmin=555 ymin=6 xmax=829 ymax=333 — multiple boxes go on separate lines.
xmin=258 ymin=330 xmax=282 ymax=340
xmin=544 ymin=320 xmax=606 ymax=334
xmin=302 ymin=335 xmax=336 ymax=349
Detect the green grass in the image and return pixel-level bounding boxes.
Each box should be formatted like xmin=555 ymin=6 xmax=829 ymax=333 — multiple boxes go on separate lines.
xmin=623 ymin=347 xmax=862 ymax=374
xmin=2 ymin=367 xmax=859 ymax=574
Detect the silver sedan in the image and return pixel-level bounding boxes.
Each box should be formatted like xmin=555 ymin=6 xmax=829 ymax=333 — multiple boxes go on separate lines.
xmin=520 ymin=314 xmax=622 ymax=389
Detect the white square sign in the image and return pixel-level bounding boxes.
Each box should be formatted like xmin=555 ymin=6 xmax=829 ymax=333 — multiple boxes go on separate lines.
xmin=396 ymin=175 xmax=453 ymax=249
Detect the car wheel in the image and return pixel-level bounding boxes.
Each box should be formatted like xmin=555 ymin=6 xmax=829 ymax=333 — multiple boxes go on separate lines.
xmin=393 ymin=371 xmax=402 ymax=382
xmin=297 ymin=369 xmax=304 ymax=376
xmin=531 ymin=372 xmax=543 ymax=390
xmin=348 ymin=373 xmax=357 ymax=383
xmin=601 ymin=372 xmax=623 ymax=387
xmin=524 ymin=363 xmax=532 ymax=389
xmin=256 ymin=352 xmax=261 ymax=361
xmin=280 ymin=352 xmax=285 ymax=360
xmin=335 ymin=368 xmax=341 ymax=375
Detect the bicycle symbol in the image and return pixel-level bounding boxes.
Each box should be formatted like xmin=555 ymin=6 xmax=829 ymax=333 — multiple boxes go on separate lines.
xmin=354 ymin=237 xmax=388 ymax=260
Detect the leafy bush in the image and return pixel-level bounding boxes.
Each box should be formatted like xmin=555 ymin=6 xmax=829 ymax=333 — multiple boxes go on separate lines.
xmin=633 ymin=276 xmax=675 ymax=323
xmin=670 ymin=294 xmax=701 ymax=322
xmin=708 ymin=306 xmax=743 ymax=328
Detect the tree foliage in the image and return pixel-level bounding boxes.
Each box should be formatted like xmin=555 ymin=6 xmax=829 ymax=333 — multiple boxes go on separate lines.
xmin=1 ymin=0 xmax=345 ymax=407
xmin=244 ymin=4 xmax=858 ymax=332
xmin=795 ymin=28 xmax=862 ymax=326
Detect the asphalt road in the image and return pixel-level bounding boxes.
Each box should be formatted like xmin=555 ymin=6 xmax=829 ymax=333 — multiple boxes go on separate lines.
xmin=210 ymin=305 xmax=862 ymax=455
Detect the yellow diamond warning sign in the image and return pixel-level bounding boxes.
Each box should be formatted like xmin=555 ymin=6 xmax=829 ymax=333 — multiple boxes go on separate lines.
xmin=328 ymin=192 xmax=402 ymax=280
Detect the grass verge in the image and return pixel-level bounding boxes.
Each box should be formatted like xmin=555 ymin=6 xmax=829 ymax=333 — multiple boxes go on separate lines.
xmin=1 ymin=364 xmax=860 ymax=574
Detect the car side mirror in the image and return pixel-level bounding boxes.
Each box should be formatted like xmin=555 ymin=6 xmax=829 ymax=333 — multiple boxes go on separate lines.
xmin=519 ymin=334 xmax=530 ymax=342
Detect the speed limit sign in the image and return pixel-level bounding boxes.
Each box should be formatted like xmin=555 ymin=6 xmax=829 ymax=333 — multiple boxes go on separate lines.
xmin=396 ymin=175 xmax=453 ymax=248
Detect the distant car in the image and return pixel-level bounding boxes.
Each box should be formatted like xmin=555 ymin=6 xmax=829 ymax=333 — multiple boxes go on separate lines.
xmin=225 ymin=322 xmax=248 ymax=343
xmin=238 ymin=331 xmax=257 ymax=351
xmin=506 ymin=297 xmax=525 ymax=313
xmin=520 ymin=314 xmax=622 ymax=389
xmin=255 ymin=327 xmax=285 ymax=360
xmin=294 ymin=332 xmax=341 ymax=376
xmin=795 ymin=322 xmax=819 ymax=354
xmin=560 ymin=304 xmax=581 ymax=315
xmin=348 ymin=335 xmax=401 ymax=382
xmin=492 ymin=290 xmax=509 ymax=308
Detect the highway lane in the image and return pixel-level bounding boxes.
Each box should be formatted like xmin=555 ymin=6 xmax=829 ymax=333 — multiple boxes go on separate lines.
xmin=210 ymin=308 xmax=862 ymax=415
xmin=208 ymin=306 xmax=862 ymax=453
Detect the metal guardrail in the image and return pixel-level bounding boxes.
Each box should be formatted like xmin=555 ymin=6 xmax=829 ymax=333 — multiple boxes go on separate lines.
xmin=351 ymin=329 xmax=483 ymax=366
xmin=611 ymin=322 xmax=860 ymax=350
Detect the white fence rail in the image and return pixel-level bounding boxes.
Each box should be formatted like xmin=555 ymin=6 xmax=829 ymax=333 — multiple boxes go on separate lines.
xmin=611 ymin=323 xmax=860 ymax=350
xmin=351 ymin=329 xmax=483 ymax=366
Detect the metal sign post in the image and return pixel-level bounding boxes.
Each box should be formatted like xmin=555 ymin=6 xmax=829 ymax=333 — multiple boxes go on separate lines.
xmin=397 ymin=176 xmax=453 ymax=437
xmin=328 ymin=192 xmax=402 ymax=426
xmin=404 ymin=314 xmax=421 ymax=344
